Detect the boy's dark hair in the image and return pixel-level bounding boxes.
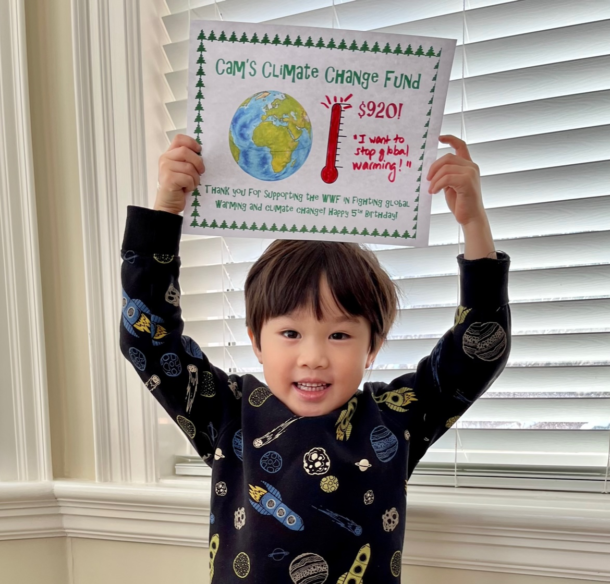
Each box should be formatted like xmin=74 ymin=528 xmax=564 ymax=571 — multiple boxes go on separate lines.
xmin=245 ymin=240 xmax=400 ymax=354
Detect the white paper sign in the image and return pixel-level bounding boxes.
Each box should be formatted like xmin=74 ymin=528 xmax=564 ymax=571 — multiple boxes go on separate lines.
xmin=184 ymin=20 xmax=456 ymax=247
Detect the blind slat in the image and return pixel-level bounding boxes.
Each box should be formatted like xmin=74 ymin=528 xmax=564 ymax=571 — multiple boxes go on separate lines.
xmin=365 ymin=366 xmax=610 ymax=396
xmin=185 ymin=299 xmax=610 ymax=347
xmin=461 ymin=398 xmax=610 ymax=427
xmin=182 ymin=264 xmax=610 ymax=307
xmin=439 ymin=125 xmax=610 ymax=174
xmin=442 ymin=90 xmax=610 ymax=144
xmin=379 ymin=0 xmax=610 ymax=43
xmin=427 ymin=428 xmax=610 ymax=467
xmin=446 ymin=55 xmax=610 ymax=113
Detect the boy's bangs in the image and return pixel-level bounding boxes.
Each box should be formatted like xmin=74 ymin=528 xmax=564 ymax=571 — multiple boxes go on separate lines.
xmin=245 ymin=240 xmax=396 ymax=352
xmin=266 ymin=247 xmax=366 ymax=323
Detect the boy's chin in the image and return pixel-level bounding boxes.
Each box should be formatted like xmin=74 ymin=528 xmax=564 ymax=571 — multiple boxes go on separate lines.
xmin=291 ymin=402 xmax=333 ymax=417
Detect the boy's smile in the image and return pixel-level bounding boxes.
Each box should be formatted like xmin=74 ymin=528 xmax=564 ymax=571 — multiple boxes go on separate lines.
xmin=248 ymin=278 xmax=379 ymax=417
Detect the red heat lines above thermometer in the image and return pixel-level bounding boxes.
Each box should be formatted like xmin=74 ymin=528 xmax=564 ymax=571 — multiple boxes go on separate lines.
xmin=320 ymin=94 xmax=353 ymax=184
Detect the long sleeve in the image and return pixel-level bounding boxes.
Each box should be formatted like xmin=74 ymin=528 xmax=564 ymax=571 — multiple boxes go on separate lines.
xmin=366 ymin=251 xmax=511 ymax=479
xmin=118 ymin=205 xmax=242 ymax=466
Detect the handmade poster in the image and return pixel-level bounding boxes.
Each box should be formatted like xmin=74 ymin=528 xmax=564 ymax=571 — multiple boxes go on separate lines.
xmin=184 ymin=20 xmax=456 ymax=247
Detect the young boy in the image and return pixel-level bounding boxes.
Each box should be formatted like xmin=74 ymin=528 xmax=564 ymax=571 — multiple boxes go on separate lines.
xmin=119 ymin=133 xmax=511 ymax=582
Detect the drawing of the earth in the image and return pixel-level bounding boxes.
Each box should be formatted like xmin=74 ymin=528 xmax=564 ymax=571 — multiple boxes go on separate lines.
xmin=229 ymin=91 xmax=312 ymax=181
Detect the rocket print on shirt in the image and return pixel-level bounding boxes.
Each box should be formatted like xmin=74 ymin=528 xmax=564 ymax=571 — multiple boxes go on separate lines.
xmin=249 ymin=481 xmax=305 ymax=531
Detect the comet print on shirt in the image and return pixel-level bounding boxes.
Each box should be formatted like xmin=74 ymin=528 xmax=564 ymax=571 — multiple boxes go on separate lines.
xmin=249 ymin=481 xmax=304 ymax=531
xmin=185 ymin=364 xmax=198 ymax=414
xmin=253 ymin=415 xmax=302 ymax=448
xmin=312 ymin=505 xmax=363 ymax=536
xmin=337 ymin=543 xmax=371 ymax=584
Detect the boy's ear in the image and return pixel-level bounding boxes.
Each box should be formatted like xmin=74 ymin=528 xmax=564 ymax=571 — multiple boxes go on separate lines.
xmin=366 ymin=343 xmax=382 ymax=369
xmin=247 ymin=328 xmax=263 ymax=364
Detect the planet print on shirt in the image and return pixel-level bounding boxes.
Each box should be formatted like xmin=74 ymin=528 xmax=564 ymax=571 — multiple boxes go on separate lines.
xmin=390 ymin=550 xmax=402 ymax=577
xmin=268 ymin=548 xmax=290 ymax=561
xmin=260 ymin=451 xmax=283 ymax=473
xmin=370 ymin=425 xmax=398 ymax=462
xmin=463 ymin=321 xmax=507 ymax=361
xmin=232 ymin=429 xmax=244 ymax=461
xmin=153 ymin=253 xmax=173 ymax=264
xmin=128 ymin=347 xmax=146 ymax=371
xmin=176 ymin=415 xmax=196 ymax=439
xmin=320 ymin=475 xmax=339 ymax=493
xmin=233 ymin=551 xmax=250 ymax=578
xmin=160 ymin=352 xmax=181 ymax=377
xmin=249 ymin=385 xmax=273 ymax=407
xmin=121 ymin=249 xmax=136 ymax=264
xmin=354 ymin=458 xmax=371 ymax=472
xmin=289 ymin=552 xmax=329 ymax=584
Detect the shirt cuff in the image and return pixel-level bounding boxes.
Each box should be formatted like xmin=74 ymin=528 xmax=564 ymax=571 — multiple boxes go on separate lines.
xmin=121 ymin=205 xmax=183 ymax=256
xmin=457 ymin=250 xmax=510 ymax=308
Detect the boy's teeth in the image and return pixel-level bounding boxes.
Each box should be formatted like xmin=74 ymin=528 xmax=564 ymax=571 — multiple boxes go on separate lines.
xmin=296 ymin=383 xmax=328 ymax=391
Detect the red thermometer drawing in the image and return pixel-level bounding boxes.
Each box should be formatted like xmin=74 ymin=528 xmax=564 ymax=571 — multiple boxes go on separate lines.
xmin=321 ymin=94 xmax=352 ymax=184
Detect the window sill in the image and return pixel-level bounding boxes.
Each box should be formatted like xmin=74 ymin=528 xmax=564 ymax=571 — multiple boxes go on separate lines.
xmin=0 ymin=479 xmax=608 ymax=579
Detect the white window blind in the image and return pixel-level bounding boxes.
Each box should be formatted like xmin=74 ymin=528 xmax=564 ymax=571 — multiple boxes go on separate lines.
xmin=157 ymin=0 xmax=610 ymax=492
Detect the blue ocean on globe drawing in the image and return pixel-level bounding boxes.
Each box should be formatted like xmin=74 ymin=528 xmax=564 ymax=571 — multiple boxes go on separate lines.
xmin=228 ymin=90 xmax=312 ymax=181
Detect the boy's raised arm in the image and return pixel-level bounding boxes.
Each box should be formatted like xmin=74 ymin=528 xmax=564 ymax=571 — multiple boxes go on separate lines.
xmin=119 ymin=136 xmax=241 ymax=466
xmin=372 ymin=135 xmax=511 ymax=478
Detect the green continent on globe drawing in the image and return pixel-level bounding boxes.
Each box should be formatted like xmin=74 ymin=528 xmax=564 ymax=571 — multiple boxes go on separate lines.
xmin=252 ymin=95 xmax=312 ymax=174
xmin=229 ymin=132 xmax=240 ymax=163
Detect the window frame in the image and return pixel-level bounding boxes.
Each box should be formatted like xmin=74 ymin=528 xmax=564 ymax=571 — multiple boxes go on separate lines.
xmin=0 ymin=0 xmax=51 ymax=484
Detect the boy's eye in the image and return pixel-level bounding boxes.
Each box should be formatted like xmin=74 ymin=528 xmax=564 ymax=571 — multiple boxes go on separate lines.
xmin=330 ymin=332 xmax=350 ymax=340
xmin=282 ymin=330 xmax=299 ymax=339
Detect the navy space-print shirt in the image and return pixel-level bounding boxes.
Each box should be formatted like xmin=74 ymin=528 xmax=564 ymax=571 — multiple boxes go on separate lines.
xmin=119 ymin=205 xmax=511 ymax=583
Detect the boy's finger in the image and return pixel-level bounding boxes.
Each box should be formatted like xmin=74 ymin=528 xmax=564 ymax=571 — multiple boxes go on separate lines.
xmin=166 ymin=146 xmax=205 ymax=175
xmin=170 ymin=133 xmax=202 ymax=154
xmin=429 ymin=173 xmax=465 ymax=195
xmin=427 ymin=164 xmax=466 ymax=192
xmin=439 ymin=134 xmax=473 ymax=162
xmin=426 ymin=152 xmax=470 ymax=181
xmin=426 ymin=153 xmax=454 ymax=181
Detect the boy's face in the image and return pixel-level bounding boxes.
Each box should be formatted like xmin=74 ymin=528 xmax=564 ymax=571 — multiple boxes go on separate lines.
xmin=248 ymin=278 xmax=379 ymax=417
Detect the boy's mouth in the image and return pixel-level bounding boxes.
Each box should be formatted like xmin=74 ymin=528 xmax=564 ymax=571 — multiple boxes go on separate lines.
xmin=292 ymin=381 xmax=331 ymax=400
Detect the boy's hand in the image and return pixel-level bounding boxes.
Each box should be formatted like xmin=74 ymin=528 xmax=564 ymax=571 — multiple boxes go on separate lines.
xmin=427 ymin=135 xmax=485 ymax=227
xmin=154 ymin=134 xmax=205 ymax=215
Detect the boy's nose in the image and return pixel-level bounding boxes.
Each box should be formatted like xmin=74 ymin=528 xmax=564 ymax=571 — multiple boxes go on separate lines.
xmin=296 ymin=342 xmax=329 ymax=369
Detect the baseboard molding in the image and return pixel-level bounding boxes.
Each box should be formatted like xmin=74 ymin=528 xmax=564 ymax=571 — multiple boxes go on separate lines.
xmin=0 ymin=480 xmax=608 ymax=581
